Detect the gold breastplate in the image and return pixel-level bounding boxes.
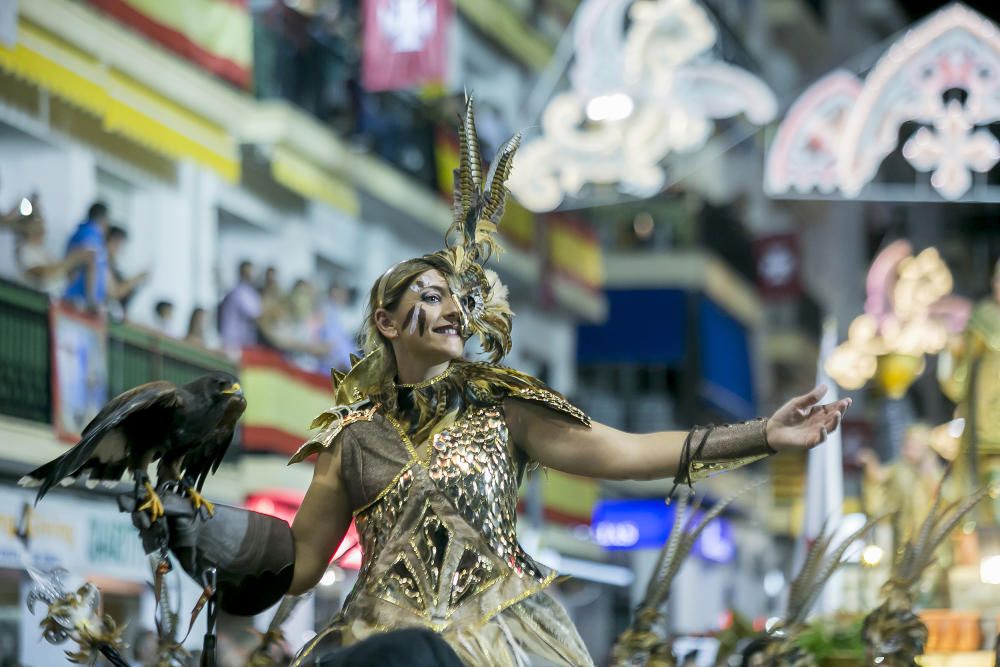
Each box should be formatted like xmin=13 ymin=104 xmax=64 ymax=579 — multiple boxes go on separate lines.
xmin=348 ymin=405 xmax=548 ymax=626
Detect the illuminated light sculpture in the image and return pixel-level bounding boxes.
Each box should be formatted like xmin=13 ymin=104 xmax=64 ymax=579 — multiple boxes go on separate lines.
xmin=825 ymin=240 xmax=970 ymax=397
xmin=764 ymin=70 xmax=862 ymax=195
xmin=767 ymin=3 xmax=1000 ymax=202
xmin=509 ymin=0 xmax=778 ymax=212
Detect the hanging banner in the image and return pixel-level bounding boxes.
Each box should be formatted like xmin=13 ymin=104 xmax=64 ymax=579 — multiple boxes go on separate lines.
xmin=240 ymin=347 xmax=331 ymax=456
xmin=548 ymin=215 xmax=604 ymax=291
xmin=87 ymin=0 xmax=253 ymax=89
xmin=362 ymin=0 xmax=452 ymax=92
xmin=50 ymin=304 xmax=108 ymax=443
xmin=752 ymin=233 xmax=800 ymax=300
xmin=0 ymin=487 xmax=149 ymax=582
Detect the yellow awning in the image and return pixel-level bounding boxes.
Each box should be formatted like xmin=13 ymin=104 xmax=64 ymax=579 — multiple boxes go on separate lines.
xmin=271 ymin=145 xmax=360 ymax=216
xmin=0 ymin=21 xmax=239 ymax=182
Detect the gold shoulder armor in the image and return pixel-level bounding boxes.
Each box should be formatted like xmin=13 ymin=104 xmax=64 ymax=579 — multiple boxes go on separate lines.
xmin=287 ymin=402 xmax=378 ymax=465
xmin=456 ymin=361 xmax=592 ymax=427
xmin=508 ymin=386 xmax=591 ymax=427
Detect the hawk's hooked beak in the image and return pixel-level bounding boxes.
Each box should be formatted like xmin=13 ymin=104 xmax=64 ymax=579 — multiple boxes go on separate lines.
xmin=222 ymin=382 xmax=243 ymax=397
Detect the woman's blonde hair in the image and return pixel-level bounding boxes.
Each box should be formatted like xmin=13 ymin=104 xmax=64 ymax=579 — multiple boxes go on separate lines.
xmin=360 ymin=254 xmax=455 ymax=390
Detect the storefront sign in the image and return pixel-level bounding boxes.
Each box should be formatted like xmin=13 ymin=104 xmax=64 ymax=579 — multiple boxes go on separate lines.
xmin=591 ymin=497 xmax=735 ymax=563
xmin=0 ymin=487 xmax=148 ymax=582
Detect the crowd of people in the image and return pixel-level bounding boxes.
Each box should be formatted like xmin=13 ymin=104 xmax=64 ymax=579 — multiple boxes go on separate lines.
xmin=218 ymin=258 xmax=356 ymax=372
xmin=1 ymin=195 xmax=357 ymax=373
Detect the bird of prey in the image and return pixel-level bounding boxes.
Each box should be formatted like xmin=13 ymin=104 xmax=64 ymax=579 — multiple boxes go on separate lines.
xmin=20 ymin=372 xmax=246 ymax=521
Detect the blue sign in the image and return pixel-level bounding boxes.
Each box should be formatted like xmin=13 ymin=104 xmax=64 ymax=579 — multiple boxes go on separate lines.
xmin=591 ymin=498 xmax=736 ymax=563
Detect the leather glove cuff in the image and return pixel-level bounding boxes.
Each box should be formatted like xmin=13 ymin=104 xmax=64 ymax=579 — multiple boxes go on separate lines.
xmin=677 ymin=418 xmax=774 ymax=487
xmin=120 ymin=494 xmax=295 ymax=615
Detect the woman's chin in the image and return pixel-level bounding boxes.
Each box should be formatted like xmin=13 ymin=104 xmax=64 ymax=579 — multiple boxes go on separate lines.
xmin=411 ymin=346 xmax=462 ymax=366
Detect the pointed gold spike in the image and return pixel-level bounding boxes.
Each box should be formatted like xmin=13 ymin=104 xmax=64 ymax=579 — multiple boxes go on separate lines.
xmin=349 ymin=353 xmax=362 ymax=367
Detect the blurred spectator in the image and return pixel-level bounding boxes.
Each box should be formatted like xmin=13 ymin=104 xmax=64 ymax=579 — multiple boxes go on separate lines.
xmin=259 ymin=277 xmax=328 ymax=369
xmin=15 ymin=212 xmax=94 ymax=295
xmin=260 ymin=264 xmax=282 ymax=313
xmin=318 ymin=282 xmax=356 ymax=372
xmin=106 ymin=225 xmax=149 ymax=318
xmin=1 ymin=192 xmax=37 ymax=281
xmin=131 ymin=628 xmax=157 ymax=666
xmin=184 ymin=306 xmax=217 ymax=348
xmin=219 ymin=260 xmax=262 ymax=351
xmin=0 ymin=201 xmax=24 ymax=227
xmin=64 ymin=201 xmax=110 ymax=312
xmin=154 ymin=300 xmax=175 ymax=336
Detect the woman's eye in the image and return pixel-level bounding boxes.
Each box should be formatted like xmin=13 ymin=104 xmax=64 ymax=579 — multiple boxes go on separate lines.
xmin=421 ymin=293 xmax=441 ymax=303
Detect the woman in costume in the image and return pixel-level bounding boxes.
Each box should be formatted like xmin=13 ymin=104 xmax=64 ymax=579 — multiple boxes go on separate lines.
xmin=134 ymin=100 xmax=850 ymax=667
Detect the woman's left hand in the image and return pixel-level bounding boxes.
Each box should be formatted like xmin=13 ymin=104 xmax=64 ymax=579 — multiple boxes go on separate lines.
xmin=766 ymin=384 xmax=851 ymax=452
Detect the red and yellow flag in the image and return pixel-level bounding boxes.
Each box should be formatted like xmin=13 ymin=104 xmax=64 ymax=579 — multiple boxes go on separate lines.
xmin=87 ymin=0 xmax=252 ymax=88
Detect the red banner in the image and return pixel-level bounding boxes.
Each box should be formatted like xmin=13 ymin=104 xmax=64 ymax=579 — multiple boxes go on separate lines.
xmin=362 ymin=0 xmax=452 ymax=92
xmin=752 ymin=233 xmax=801 ymax=300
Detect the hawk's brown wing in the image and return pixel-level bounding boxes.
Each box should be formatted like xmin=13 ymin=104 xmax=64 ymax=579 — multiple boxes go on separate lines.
xmin=22 ymin=381 xmax=182 ymax=501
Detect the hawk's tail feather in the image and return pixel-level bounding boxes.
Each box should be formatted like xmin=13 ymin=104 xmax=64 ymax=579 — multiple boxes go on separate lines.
xmin=19 ymin=451 xmax=126 ymax=502
xmin=18 ymin=456 xmax=66 ymax=503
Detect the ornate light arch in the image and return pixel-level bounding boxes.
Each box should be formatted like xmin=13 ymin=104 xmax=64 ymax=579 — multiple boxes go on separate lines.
xmin=509 ymin=0 xmax=777 ymax=212
xmin=766 ymin=3 xmax=1000 ymax=202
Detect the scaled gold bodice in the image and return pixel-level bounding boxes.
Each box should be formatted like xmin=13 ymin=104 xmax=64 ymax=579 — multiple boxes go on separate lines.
xmin=293 ymin=363 xmax=595 ymax=667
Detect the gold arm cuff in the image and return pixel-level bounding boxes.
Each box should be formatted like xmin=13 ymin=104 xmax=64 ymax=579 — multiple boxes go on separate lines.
xmin=688 ymin=418 xmax=773 ymax=482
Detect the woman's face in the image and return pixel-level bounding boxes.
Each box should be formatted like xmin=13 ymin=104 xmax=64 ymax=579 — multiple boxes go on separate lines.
xmin=379 ymin=269 xmax=466 ymax=364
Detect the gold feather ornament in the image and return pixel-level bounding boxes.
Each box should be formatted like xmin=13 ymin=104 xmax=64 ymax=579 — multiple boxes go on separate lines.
xmin=612 ymin=485 xmax=757 ymax=667
xmin=862 ymin=475 xmax=996 ymax=667
xmin=744 ymin=513 xmax=888 ymax=666
xmin=437 ymin=95 xmax=521 ymax=363
xmin=26 ymin=572 xmax=127 ymax=666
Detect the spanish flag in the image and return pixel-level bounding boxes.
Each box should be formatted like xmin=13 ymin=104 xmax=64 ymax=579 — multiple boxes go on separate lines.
xmin=87 ymin=0 xmax=252 ymax=89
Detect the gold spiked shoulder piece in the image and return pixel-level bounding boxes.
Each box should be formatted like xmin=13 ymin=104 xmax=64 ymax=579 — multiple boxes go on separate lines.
xmin=288 ymin=353 xmax=383 ymax=465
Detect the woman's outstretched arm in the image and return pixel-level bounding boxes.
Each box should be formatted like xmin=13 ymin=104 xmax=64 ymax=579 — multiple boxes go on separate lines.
xmin=505 ymin=385 xmax=850 ymax=481
xmin=289 ymin=447 xmax=353 ymax=595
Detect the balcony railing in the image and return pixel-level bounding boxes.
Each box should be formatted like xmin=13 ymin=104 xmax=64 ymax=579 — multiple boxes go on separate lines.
xmin=0 ymin=279 xmax=237 ymax=427
xmin=107 ymin=322 xmax=238 ymax=397
xmin=0 ymin=280 xmax=51 ymax=423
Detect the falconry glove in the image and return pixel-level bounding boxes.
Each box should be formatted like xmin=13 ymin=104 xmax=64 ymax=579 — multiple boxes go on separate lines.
xmin=120 ymin=490 xmax=295 ymax=615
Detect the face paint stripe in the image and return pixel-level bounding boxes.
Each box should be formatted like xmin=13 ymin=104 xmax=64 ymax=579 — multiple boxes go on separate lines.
xmin=408 ymin=305 xmax=422 ymax=335
xmin=402 ymin=305 xmax=418 ymax=333
xmin=417 ymin=307 xmax=427 ymax=337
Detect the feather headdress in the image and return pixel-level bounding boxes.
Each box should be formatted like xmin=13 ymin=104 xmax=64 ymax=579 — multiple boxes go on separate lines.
xmin=434 ymin=95 xmax=520 ymax=362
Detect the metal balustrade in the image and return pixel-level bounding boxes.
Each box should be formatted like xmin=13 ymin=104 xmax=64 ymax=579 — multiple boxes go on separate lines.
xmin=0 ymin=279 xmax=237 ymax=426
xmin=0 ymin=280 xmax=51 ymax=424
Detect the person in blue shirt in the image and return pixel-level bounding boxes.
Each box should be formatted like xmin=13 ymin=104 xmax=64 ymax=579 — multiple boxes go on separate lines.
xmin=64 ymin=201 xmax=110 ymax=311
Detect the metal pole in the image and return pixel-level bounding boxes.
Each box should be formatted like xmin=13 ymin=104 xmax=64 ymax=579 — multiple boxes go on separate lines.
xmin=200 ymin=567 xmax=218 ymax=667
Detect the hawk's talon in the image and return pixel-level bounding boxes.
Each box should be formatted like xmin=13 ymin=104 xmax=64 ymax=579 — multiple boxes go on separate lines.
xmin=186 ymin=487 xmax=215 ymax=517
xmin=138 ymin=481 xmax=165 ymax=522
